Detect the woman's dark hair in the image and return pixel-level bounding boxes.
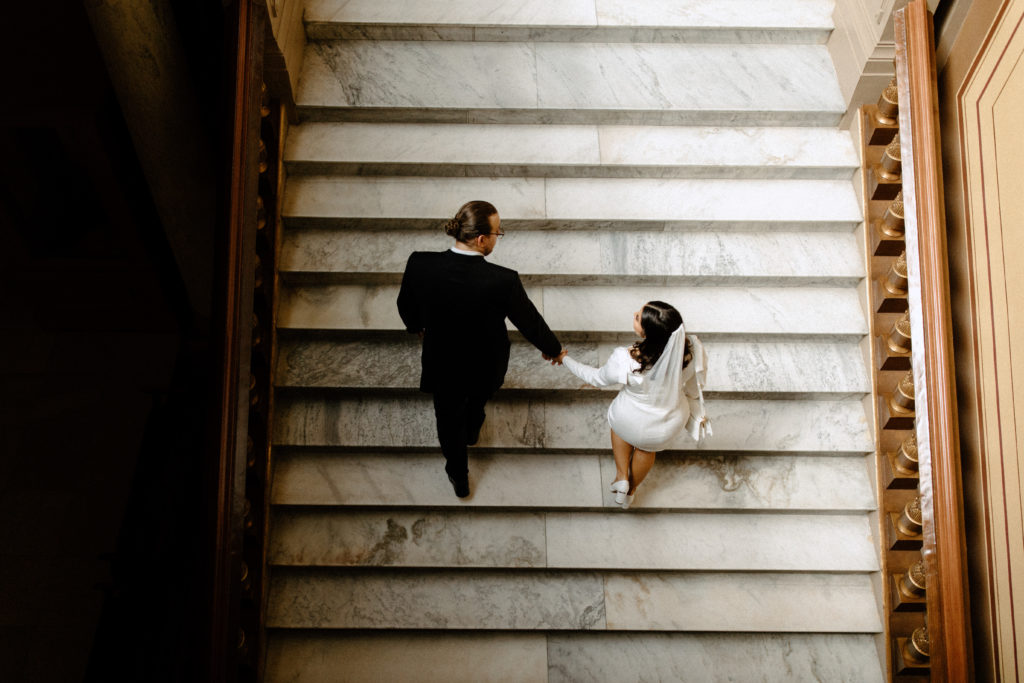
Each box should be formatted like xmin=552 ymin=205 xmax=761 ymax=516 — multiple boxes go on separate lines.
xmin=444 ymin=200 xmax=498 ymax=242
xmin=629 ymin=301 xmax=692 ymax=374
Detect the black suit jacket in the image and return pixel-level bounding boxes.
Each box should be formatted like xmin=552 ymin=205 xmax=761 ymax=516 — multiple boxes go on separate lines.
xmin=397 ymin=250 xmax=561 ymax=394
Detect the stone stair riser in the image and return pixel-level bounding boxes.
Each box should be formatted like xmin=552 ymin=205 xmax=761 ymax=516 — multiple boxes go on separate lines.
xmin=270 ymin=451 xmax=877 ymax=512
xmin=267 ymin=631 xmax=883 ymax=683
xmin=273 ymin=395 xmax=874 ymax=453
xmin=276 ymin=338 xmax=870 ymax=394
xmin=267 ymin=569 xmax=881 ymax=632
xmin=269 ymin=509 xmax=878 ymax=570
xmin=283 ymin=176 xmax=862 ymax=227
xmin=284 ymin=123 xmax=858 ymax=179
xmin=278 ymin=284 xmax=869 ymax=337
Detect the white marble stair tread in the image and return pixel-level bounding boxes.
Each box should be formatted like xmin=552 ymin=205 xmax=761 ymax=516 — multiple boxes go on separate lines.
xmin=284 ymin=123 xmax=859 ymax=179
xmin=266 ymin=632 xmax=550 ymax=683
xmin=278 ymin=284 xmax=869 ymax=336
xmin=267 ymin=631 xmax=883 ymax=683
xmin=269 ymin=508 xmax=877 ymax=570
xmin=305 ymin=0 xmax=834 ymax=43
xmin=270 ymin=451 xmax=876 ymax=511
xmin=267 ymin=568 xmax=881 ymax=632
xmin=274 ymin=395 xmax=874 ymax=453
xmin=282 ymin=176 xmax=861 ymax=230
xmin=297 ymin=42 xmax=846 ymax=125
xmin=547 ymin=633 xmax=883 ymax=683
xmin=276 ymin=338 xmax=870 ymax=396
xmin=280 ymin=230 xmax=864 ymax=286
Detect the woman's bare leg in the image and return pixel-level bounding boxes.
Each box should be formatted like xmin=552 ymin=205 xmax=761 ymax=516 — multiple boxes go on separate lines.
xmin=628 ymin=449 xmax=657 ymax=494
xmin=610 ymin=429 xmax=633 ymax=483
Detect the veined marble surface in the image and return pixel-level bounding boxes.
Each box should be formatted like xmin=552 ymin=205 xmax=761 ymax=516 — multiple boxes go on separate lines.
xmin=267 ymin=632 xmax=549 ymax=683
xmin=603 ymin=572 xmax=881 ymax=632
xmin=547 ymin=632 xmax=883 ymax=683
xmin=298 ymin=41 xmax=845 ymax=118
xmin=271 ymin=451 xmax=606 ymax=508
xmin=280 ymin=229 xmax=864 ymax=284
xmin=284 ymin=123 xmax=858 ymax=178
xmin=594 ymin=0 xmax=834 ymax=29
xmin=545 ymin=512 xmax=877 ymax=570
xmin=267 ymin=568 xmax=607 ymax=629
xmin=304 ymin=0 xmax=834 ymax=30
xmin=282 ymin=176 xmax=861 ymax=225
xmin=268 ymin=508 xmax=875 ymax=571
xmin=277 ymin=283 xmax=869 ymax=336
xmin=543 ymin=285 xmax=869 ymax=336
xmin=273 ymin=395 xmax=874 ymax=453
xmin=268 ymin=568 xmax=877 ymax=631
xmin=271 ymin=451 xmax=876 ymax=512
xmin=275 ymin=337 xmax=870 ymax=395
xmin=305 ymin=0 xmax=598 ymax=27
xmin=265 ymin=631 xmax=882 ymax=683
xmin=269 ymin=509 xmax=547 ymax=567
xmin=599 ymin=452 xmax=875 ymax=511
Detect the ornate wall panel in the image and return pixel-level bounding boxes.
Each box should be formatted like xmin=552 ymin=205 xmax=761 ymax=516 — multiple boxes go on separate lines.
xmin=958 ymin=0 xmax=1024 ymax=678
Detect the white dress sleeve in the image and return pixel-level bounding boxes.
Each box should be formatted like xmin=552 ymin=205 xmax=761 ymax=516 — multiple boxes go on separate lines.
xmin=682 ymin=363 xmax=700 ymax=399
xmin=563 ymin=347 xmax=631 ymax=388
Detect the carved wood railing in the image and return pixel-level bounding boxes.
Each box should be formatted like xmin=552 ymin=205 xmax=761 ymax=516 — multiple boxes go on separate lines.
xmin=861 ymin=0 xmax=971 ymax=679
xmin=215 ymin=1 xmax=283 ymax=681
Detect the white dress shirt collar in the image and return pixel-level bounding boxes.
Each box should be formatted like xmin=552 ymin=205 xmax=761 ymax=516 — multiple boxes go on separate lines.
xmin=450 ymin=245 xmax=484 ymax=256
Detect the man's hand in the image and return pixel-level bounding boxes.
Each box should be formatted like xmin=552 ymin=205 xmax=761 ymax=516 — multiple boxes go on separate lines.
xmin=543 ymin=349 xmax=568 ymax=365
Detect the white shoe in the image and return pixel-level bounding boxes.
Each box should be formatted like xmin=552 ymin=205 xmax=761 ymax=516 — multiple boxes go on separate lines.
xmin=620 ymin=493 xmax=635 ymax=510
xmin=610 ymin=480 xmax=629 ymax=505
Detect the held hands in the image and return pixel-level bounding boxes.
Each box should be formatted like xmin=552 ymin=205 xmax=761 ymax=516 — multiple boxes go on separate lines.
xmin=542 ymin=348 xmax=569 ymax=365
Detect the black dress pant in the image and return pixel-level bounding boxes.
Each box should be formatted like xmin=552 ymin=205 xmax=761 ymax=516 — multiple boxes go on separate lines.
xmin=432 ymin=387 xmax=491 ymax=479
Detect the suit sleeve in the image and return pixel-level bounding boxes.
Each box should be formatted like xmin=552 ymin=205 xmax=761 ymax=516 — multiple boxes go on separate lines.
xmin=397 ymin=253 xmax=422 ymax=333
xmin=505 ymin=273 xmax=561 ymax=356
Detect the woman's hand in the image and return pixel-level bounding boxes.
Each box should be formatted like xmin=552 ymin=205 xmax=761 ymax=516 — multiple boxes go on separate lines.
xmin=543 ymin=348 xmax=568 ymax=365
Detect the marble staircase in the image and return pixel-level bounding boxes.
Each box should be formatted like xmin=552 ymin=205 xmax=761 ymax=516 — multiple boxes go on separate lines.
xmin=266 ymin=1 xmax=884 ymax=680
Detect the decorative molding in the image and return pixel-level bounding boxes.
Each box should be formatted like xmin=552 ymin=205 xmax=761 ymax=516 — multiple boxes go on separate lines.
xmin=895 ymin=1 xmax=972 ymax=679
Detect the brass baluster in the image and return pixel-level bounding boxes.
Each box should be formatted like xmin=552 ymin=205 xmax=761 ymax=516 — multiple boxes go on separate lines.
xmin=875 ymin=77 xmax=899 ymax=125
xmin=894 ymin=432 xmax=919 ymax=475
xmin=897 ymin=496 xmax=923 ymax=536
xmin=884 ymin=251 xmax=909 ymax=297
xmin=878 ymin=134 xmax=903 ymax=180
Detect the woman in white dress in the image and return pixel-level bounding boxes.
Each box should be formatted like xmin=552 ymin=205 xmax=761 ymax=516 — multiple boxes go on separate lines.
xmin=553 ymin=301 xmax=700 ymax=508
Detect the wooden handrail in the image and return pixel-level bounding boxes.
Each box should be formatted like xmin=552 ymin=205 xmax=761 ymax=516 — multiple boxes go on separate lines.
xmin=213 ymin=0 xmax=265 ymax=680
xmin=894 ymin=1 xmax=972 ymax=678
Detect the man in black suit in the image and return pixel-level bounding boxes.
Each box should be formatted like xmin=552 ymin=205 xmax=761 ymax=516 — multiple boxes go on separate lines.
xmin=397 ymin=200 xmax=563 ymax=498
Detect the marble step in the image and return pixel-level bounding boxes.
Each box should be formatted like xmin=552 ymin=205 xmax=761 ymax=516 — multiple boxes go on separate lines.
xmin=305 ymin=0 xmax=834 ymax=44
xmin=273 ymin=395 xmax=874 ymax=454
xmin=269 ymin=508 xmax=878 ymax=571
xmin=276 ymin=338 xmax=870 ymax=398
xmin=267 ymin=568 xmax=882 ymax=632
xmin=297 ymin=41 xmax=846 ymax=125
xmin=271 ymin=450 xmax=876 ymax=511
xmin=279 ymin=229 xmax=864 ymax=287
xmin=267 ymin=631 xmax=884 ymax=683
xmin=284 ymin=123 xmax=859 ymax=179
xmin=278 ymin=284 xmax=870 ymax=337
xmin=282 ymin=176 xmax=861 ymax=231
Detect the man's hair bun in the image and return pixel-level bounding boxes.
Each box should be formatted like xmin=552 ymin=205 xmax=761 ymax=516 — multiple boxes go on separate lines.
xmin=444 ymin=217 xmax=461 ymax=237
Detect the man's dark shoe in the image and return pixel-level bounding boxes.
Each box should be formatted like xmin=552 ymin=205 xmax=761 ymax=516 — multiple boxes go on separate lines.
xmin=466 ymin=428 xmax=481 ymax=446
xmin=447 ymin=473 xmax=470 ymax=498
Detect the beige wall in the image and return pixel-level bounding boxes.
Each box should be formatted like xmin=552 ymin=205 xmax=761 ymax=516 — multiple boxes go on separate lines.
xmin=264 ymin=0 xmax=306 ymax=106
xmin=938 ymin=0 xmax=1024 ymax=679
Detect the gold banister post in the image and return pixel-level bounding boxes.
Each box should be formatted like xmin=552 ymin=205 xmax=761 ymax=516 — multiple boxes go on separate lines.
xmin=894 ymin=1 xmax=972 ymax=679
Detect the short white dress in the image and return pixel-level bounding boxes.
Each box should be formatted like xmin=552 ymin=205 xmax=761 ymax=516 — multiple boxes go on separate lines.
xmin=562 ymin=329 xmax=700 ymax=451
